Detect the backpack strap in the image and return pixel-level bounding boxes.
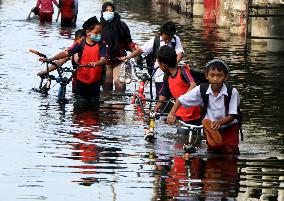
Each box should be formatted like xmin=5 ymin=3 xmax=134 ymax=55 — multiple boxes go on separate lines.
xmin=179 ymin=64 xmax=191 ymax=84
xmin=200 ymin=83 xmax=210 ymax=115
xmin=98 ymin=40 xmax=105 ymax=55
xmin=163 ymin=64 xmax=190 ymax=85
xmin=171 ymin=36 xmax=176 ymax=49
xmin=152 ymin=35 xmax=160 ymax=62
xmin=152 ymin=35 xmax=176 ymax=61
xmin=224 ymin=85 xmax=233 ymax=116
xmin=78 ymin=39 xmax=86 ymax=64
xmin=226 ymin=85 xmax=244 ymax=140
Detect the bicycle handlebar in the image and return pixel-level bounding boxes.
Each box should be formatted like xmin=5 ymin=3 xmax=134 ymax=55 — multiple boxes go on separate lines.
xmin=133 ymin=64 xmax=153 ymax=70
xmin=29 ymin=49 xmax=47 ymax=58
xmin=133 ymin=95 xmax=175 ymax=117
xmin=178 ymin=120 xmax=203 ymax=129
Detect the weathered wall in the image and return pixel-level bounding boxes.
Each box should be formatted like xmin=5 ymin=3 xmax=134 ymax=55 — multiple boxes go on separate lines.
xmin=154 ymin=0 xmax=284 ymax=51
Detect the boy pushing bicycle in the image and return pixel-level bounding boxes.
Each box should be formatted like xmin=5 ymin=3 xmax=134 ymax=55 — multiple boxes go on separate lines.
xmin=39 ymin=16 xmax=106 ymax=98
xmin=167 ymin=58 xmax=241 ymax=155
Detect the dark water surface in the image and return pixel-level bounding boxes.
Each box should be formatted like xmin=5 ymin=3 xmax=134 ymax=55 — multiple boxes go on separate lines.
xmin=0 ymin=0 xmax=283 ymax=200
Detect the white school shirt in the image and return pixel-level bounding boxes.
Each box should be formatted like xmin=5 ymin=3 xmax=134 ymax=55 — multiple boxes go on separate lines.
xmin=140 ymin=35 xmax=184 ymax=82
xmin=178 ymin=84 xmax=240 ymax=128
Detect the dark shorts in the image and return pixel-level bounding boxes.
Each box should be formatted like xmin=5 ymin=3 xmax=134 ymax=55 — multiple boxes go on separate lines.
xmin=72 ymin=79 xmax=101 ymax=98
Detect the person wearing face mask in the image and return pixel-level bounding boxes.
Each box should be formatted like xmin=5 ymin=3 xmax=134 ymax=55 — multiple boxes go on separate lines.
xmin=39 ymin=16 xmax=107 ymax=98
xmin=100 ymin=2 xmax=137 ymax=93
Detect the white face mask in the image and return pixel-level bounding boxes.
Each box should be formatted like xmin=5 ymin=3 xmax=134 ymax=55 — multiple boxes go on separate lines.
xmin=103 ymin=11 xmax=114 ymax=21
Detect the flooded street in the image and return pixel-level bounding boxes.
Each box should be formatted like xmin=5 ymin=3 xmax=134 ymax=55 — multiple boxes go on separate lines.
xmin=0 ymin=0 xmax=283 ymax=200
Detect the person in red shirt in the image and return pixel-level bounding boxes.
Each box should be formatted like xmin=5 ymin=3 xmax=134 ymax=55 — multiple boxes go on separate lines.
xmin=36 ymin=0 xmax=59 ymax=23
xmin=156 ymin=45 xmax=201 ymax=125
xmin=39 ymin=16 xmax=106 ymax=98
xmin=37 ymin=29 xmax=86 ymax=76
xmin=57 ymin=0 xmax=75 ymax=26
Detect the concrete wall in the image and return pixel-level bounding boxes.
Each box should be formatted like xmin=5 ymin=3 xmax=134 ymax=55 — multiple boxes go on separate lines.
xmin=167 ymin=0 xmax=194 ymax=16
xmin=193 ymin=0 xmax=204 ymax=16
xmin=155 ymin=0 xmax=284 ymax=52
xmin=267 ymin=8 xmax=284 ymax=51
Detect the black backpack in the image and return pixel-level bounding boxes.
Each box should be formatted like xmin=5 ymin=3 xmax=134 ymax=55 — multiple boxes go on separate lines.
xmin=162 ymin=64 xmax=208 ymax=100
xmin=200 ymin=83 xmax=244 ymax=141
xmin=137 ymin=35 xmax=176 ymax=75
xmin=164 ymin=64 xmax=208 ymax=86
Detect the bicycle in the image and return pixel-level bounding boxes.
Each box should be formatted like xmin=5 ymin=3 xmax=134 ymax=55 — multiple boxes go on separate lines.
xmin=119 ymin=59 xmax=159 ymax=106
xmin=177 ymin=120 xmax=204 ymax=153
xmin=29 ymin=49 xmax=91 ymax=102
xmin=133 ymin=95 xmax=174 ymax=142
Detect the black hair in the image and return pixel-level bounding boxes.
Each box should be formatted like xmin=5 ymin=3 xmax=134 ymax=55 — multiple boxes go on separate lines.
xmin=82 ymin=16 xmax=100 ymax=31
xmin=159 ymin=21 xmax=176 ymax=36
xmin=205 ymin=59 xmax=230 ymax=75
xmin=101 ymin=2 xmax=116 ymax=12
xmin=157 ymin=45 xmax=177 ymax=68
xmin=75 ymin=29 xmax=86 ymax=39
xmin=32 ymin=7 xmax=39 ymax=16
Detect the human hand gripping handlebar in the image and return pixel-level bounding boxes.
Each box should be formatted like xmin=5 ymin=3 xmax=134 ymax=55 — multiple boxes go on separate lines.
xmin=29 ymin=49 xmax=60 ymax=70
xmin=29 ymin=49 xmax=97 ymax=100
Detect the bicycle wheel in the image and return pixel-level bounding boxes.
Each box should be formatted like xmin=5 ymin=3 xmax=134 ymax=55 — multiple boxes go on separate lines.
xmin=39 ymin=82 xmax=50 ymax=94
xmin=58 ymin=84 xmax=66 ymax=102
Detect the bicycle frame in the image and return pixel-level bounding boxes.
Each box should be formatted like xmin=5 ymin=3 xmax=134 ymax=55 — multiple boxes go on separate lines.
xmin=130 ymin=61 xmax=159 ymax=109
xmin=131 ymin=73 xmax=149 ymax=112
xmin=177 ymin=120 xmax=204 ymax=152
xmin=30 ymin=49 xmax=91 ymax=102
xmin=134 ymin=95 xmax=175 ymax=142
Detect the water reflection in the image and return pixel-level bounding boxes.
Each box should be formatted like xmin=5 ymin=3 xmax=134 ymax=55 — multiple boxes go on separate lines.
xmin=63 ymin=99 xmax=124 ymax=186
xmin=149 ymin=154 xmax=240 ymax=200
xmin=0 ymin=0 xmax=284 ymax=200
xmin=239 ymin=157 xmax=284 ymax=201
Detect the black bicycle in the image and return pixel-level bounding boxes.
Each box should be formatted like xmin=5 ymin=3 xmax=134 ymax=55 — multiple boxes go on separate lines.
xmin=30 ymin=49 xmax=91 ymax=102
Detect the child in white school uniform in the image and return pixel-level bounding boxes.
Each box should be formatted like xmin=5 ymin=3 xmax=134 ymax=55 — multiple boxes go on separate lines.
xmin=121 ymin=21 xmax=184 ymax=99
xmin=167 ymin=59 xmax=241 ymax=155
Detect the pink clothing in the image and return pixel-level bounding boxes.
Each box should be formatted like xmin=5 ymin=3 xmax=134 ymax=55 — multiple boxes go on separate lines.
xmin=36 ymin=0 xmax=59 ymax=14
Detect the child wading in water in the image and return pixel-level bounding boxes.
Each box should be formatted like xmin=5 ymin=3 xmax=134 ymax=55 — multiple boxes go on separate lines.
xmin=155 ymin=45 xmax=201 ymax=125
xmin=37 ymin=28 xmax=86 ymax=76
xmin=167 ymin=59 xmax=241 ymax=155
xmin=39 ymin=16 xmax=106 ymax=98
